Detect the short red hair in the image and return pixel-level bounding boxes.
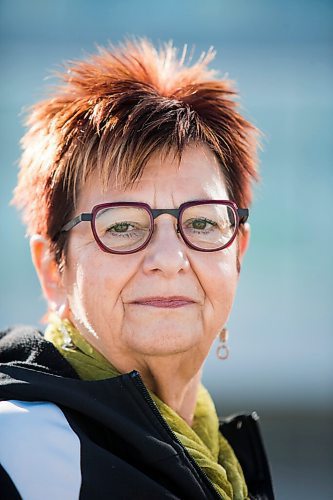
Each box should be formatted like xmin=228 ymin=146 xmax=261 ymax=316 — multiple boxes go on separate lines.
xmin=13 ymin=39 xmax=260 ymax=264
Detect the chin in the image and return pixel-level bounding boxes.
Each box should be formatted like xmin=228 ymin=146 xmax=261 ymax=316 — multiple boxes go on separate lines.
xmin=124 ymin=327 xmax=202 ymax=357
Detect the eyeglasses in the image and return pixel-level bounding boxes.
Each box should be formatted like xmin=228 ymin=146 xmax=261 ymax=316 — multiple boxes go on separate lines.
xmin=60 ymin=200 xmax=249 ymax=254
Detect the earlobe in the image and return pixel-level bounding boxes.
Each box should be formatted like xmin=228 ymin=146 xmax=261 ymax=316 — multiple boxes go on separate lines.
xmin=30 ymin=235 xmax=66 ymax=312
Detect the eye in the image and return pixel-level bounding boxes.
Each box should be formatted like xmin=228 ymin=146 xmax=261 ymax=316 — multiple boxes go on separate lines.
xmin=110 ymin=222 xmax=132 ymax=233
xmin=104 ymin=221 xmax=149 ymax=240
xmin=106 ymin=221 xmax=144 ymax=239
xmin=185 ymin=218 xmax=217 ymax=231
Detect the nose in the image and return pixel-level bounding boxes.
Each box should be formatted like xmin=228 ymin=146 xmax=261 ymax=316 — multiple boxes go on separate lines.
xmin=142 ymin=216 xmax=190 ymax=276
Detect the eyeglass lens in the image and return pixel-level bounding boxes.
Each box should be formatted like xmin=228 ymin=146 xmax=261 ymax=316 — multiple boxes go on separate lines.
xmin=94 ymin=203 xmax=237 ymax=253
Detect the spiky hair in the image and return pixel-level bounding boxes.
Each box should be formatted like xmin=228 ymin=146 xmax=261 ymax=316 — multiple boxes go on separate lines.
xmin=13 ymin=38 xmax=260 ymax=263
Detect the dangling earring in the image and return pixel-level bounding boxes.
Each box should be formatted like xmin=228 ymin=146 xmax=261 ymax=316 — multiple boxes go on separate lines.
xmin=216 ymin=327 xmax=229 ymax=360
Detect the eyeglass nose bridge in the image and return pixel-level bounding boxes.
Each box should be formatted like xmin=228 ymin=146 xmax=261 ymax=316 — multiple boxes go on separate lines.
xmin=151 ymin=208 xmax=180 ymax=219
xmin=150 ymin=208 xmax=181 ymax=233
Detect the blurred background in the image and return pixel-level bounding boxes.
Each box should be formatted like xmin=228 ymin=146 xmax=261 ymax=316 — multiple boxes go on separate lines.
xmin=0 ymin=0 xmax=332 ymax=498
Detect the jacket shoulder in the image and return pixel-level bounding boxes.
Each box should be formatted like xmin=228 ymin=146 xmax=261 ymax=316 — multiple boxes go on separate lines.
xmin=220 ymin=412 xmax=275 ymax=500
xmin=0 ymin=325 xmax=77 ymax=378
xmin=0 ymin=325 xmax=45 ymax=363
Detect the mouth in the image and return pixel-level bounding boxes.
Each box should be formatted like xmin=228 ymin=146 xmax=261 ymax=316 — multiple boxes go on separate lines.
xmin=131 ymin=296 xmax=196 ymax=308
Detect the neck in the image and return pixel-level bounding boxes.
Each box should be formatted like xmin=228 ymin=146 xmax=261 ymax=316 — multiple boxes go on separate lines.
xmin=116 ymin=353 xmax=203 ymax=426
xmin=144 ymin=360 xmax=202 ymax=426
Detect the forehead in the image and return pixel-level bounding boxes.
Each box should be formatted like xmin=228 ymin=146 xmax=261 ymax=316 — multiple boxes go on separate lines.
xmin=77 ymin=143 xmax=229 ymax=210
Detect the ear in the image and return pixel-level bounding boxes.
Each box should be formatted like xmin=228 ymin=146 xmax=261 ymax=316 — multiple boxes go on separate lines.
xmin=238 ymin=222 xmax=250 ymax=266
xmin=30 ymin=235 xmax=69 ymax=316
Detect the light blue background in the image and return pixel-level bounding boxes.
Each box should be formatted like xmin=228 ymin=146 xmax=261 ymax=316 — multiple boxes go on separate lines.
xmin=0 ymin=1 xmax=332 ymax=498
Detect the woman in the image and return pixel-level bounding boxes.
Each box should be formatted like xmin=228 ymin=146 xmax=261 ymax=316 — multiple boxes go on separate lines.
xmin=0 ymin=40 xmax=274 ymax=499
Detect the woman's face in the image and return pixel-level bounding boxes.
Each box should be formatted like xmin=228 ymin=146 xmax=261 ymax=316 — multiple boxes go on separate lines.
xmin=59 ymin=143 xmax=249 ymax=367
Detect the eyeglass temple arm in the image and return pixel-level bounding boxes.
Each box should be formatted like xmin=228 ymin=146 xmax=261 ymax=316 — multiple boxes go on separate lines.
xmin=237 ymin=208 xmax=249 ymax=224
xmin=61 ymin=213 xmax=92 ymax=232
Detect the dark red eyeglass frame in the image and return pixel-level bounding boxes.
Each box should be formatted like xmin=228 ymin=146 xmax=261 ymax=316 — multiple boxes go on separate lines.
xmin=60 ymin=200 xmax=249 ymax=254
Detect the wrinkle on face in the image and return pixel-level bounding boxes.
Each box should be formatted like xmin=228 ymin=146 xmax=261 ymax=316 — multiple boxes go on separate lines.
xmin=61 ymin=143 xmax=241 ymax=371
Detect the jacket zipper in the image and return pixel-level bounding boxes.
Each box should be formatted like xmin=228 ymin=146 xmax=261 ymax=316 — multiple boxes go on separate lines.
xmin=129 ymin=370 xmax=222 ymax=499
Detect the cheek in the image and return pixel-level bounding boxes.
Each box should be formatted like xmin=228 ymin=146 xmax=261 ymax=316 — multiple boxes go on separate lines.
xmin=192 ymin=246 xmax=239 ymax=329
xmin=63 ymin=250 xmax=135 ymax=331
xmin=214 ymin=257 xmax=238 ymax=303
xmin=196 ymin=244 xmax=238 ymax=292
xmin=65 ymin=261 xmax=105 ymax=328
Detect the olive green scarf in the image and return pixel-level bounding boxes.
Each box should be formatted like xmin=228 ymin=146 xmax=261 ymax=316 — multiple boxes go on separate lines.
xmin=45 ymin=316 xmax=248 ymax=500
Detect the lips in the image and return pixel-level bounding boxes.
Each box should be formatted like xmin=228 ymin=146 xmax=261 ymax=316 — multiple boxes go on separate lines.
xmin=131 ymin=296 xmax=195 ymax=308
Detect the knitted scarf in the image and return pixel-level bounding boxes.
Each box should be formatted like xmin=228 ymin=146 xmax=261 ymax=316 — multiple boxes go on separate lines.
xmin=45 ymin=316 xmax=248 ymax=500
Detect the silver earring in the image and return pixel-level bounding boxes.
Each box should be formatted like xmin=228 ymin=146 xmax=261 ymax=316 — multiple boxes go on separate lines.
xmin=216 ymin=327 xmax=229 ymax=360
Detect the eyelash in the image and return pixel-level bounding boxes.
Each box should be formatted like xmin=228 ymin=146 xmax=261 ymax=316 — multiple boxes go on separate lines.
xmin=184 ymin=218 xmax=218 ymax=231
xmin=106 ymin=222 xmax=146 ymax=238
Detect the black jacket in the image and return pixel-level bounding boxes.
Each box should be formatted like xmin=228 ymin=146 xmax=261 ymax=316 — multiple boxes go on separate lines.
xmin=0 ymin=326 xmax=274 ymax=499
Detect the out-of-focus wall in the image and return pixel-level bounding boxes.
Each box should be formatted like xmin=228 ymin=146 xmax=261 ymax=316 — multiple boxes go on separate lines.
xmin=1 ymin=1 xmax=332 ymax=498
